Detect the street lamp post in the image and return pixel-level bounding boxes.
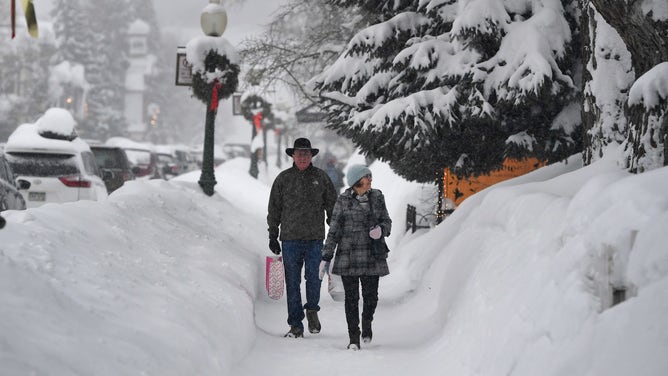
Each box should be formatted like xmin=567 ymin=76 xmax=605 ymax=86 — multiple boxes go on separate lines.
xmin=275 ymin=119 xmax=284 ymax=168
xmin=199 ymin=92 xmax=218 ymax=195
xmin=186 ymin=0 xmax=239 ymax=196
xmin=240 ymin=94 xmax=272 ymax=179
xmin=198 ymin=1 xmax=228 ymax=196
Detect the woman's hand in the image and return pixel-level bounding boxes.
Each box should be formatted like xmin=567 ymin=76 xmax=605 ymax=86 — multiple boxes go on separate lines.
xmin=369 ymin=225 xmax=382 ymax=239
xmin=319 ymin=260 xmax=330 ymax=280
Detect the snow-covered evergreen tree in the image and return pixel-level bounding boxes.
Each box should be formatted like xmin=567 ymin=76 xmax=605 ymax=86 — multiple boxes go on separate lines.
xmin=582 ymin=0 xmax=667 ymax=171
xmin=0 ymin=35 xmax=56 ymax=139
xmin=49 ymin=0 xmax=96 ymax=132
xmin=50 ymin=0 xmax=91 ymax=65
xmin=81 ymin=0 xmax=131 ymax=140
xmin=312 ymin=0 xmax=582 ymax=182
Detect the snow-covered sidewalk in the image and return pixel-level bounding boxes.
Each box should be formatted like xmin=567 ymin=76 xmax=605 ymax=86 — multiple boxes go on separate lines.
xmin=1 ymin=154 xmax=667 ymax=375
xmin=233 ymin=291 xmax=422 ymax=375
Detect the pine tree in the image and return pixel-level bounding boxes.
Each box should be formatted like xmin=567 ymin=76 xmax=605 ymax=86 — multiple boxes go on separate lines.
xmin=81 ymin=0 xmax=131 ymax=140
xmin=50 ymin=0 xmax=91 ymax=65
xmin=582 ymin=0 xmax=668 ymax=171
xmin=0 ymin=35 xmax=56 ymax=138
xmin=312 ymin=0 xmax=582 ymax=183
xmin=49 ymin=0 xmax=96 ymax=132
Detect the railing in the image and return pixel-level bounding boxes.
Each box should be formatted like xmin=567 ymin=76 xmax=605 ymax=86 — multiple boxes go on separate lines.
xmin=406 ymin=204 xmax=454 ymax=233
xmin=406 ymin=204 xmax=433 ymax=233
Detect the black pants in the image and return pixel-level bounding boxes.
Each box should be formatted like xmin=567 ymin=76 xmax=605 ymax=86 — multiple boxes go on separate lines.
xmin=341 ymin=275 xmax=379 ymax=335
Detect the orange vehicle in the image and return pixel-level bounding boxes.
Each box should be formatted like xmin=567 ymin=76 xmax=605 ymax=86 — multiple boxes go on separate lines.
xmin=444 ymin=158 xmax=545 ymax=206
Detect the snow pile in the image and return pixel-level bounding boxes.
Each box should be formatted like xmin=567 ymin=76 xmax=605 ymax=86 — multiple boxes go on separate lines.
xmin=34 ymin=107 xmax=78 ymax=141
xmin=0 ymin=151 xmax=666 ymax=375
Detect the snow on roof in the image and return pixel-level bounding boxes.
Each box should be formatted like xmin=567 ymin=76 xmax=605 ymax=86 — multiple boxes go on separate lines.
xmin=35 ymin=108 xmax=77 ymax=138
xmin=128 ymin=19 xmax=150 ymax=35
xmin=5 ymin=119 xmax=90 ymax=155
xmin=154 ymin=145 xmax=175 ymax=155
xmin=105 ymin=137 xmax=153 ymax=151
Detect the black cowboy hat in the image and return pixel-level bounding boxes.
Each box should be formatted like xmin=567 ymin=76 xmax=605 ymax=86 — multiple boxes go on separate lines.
xmin=286 ymin=137 xmax=319 ymax=157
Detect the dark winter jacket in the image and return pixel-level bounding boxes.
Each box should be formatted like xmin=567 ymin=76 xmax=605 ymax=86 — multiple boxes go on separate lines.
xmin=267 ymin=163 xmax=338 ymax=241
xmin=322 ymin=187 xmax=391 ymax=276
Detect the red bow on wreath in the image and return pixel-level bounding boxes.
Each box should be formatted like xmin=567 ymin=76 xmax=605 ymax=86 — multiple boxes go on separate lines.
xmin=253 ymin=112 xmax=263 ymax=132
xmin=209 ymin=80 xmax=223 ymax=111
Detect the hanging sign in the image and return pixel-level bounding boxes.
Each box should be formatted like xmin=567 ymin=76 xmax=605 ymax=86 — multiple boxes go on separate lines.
xmin=175 ymin=47 xmax=192 ymax=86
xmin=232 ymin=93 xmax=242 ymax=115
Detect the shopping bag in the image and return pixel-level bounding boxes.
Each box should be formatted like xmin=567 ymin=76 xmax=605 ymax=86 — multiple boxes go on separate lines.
xmin=327 ymin=269 xmax=345 ymax=302
xmin=265 ymin=255 xmax=284 ymax=300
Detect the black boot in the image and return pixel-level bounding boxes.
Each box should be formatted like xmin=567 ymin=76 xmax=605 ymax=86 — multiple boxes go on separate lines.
xmin=347 ymin=329 xmax=361 ymax=350
xmin=284 ymin=326 xmax=304 ymax=338
xmin=362 ymin=319 xmax=372 ymax=343
xmin=305 ymin=309 xmax=321 ymax=334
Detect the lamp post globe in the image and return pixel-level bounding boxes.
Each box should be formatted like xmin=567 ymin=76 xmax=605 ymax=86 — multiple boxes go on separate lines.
xmin=201 ymin=0 xmax=227 ymax=37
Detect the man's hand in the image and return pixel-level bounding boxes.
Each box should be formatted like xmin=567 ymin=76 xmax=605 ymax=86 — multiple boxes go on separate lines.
xmin=269 ymin=238 xmax=281 ymax=255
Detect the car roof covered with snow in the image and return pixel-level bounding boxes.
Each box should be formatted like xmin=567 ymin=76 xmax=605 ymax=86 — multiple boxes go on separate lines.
xmin=4 ymin=108 xmax=91 ymax=154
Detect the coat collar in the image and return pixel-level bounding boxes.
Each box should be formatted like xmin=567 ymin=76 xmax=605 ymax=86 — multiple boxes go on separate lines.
xmin=291 ymin=162 xmax=314 ymax=172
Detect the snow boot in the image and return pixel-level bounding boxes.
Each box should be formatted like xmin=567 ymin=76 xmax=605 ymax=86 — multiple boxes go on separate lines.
xmin=362 ymin=319 xmax=372 ymax=343
xmin=284 ymin=326 xmax=304 ymax=338
xmin=347 ymin=330 xmax=361 ymax=350
xmin=306 ymin=309 xmax=321 ymax=334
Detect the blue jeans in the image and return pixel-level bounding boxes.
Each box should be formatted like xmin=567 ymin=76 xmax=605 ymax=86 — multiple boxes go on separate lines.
xmin=281 ymin=240 xmax=323 ymax=329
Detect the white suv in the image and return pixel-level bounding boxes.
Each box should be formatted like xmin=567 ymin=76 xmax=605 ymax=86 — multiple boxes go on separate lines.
xmin=4 ymin=108 xmax=108 ymax=208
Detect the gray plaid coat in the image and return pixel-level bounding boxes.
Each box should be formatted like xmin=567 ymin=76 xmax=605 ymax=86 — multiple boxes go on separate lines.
xmin=322 ymin=188 xmax=391 ymax=276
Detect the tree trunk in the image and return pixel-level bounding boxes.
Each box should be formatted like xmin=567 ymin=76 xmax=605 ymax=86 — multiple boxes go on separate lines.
xmin=585 ymin=1 xmax=667 ymax=170
xmin=590 ymin=0 xmax=668 ymax=77
xmin=581 ymin=0 xmax=596 ymax=165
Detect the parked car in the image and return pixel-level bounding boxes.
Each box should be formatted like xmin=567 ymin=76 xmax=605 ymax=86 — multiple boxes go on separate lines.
xmin=106 ymin=137 xmax=161 ymax=179
xmin=0 ymin=152 xmax=29 ymax=211
xmin=222 ymin=143 xmax=251 ymax=159
xmin=173 ymin=147 xmax=199 ymax=174
xmin=191 ymin=144 xmax=226 ymax=167
xmin=4 ymin=109 xmax=108 ymax=208
xmin=154 ymin=144 xmax=199 ymax=176
xmin=90 ymin=145 xmax=136 ymax=193
xmin=124 ymin=147 xmax=161 ymax=179
xmin=156 ymin=151 xmax=179 ymax=179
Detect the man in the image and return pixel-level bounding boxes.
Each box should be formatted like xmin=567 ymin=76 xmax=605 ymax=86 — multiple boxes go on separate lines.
xmin=267 ymin=138 xmax=338 ymax=338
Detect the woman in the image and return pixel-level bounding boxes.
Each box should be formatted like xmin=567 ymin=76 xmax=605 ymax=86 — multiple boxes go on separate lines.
xmin=319 ymin=164 xmax=392 ymax=350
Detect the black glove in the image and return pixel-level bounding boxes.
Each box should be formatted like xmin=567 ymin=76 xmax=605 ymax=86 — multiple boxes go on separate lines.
xmin=269 ymin=238 xmax=281 ymax=255
xmin=0 ymin=215 xmax=5 ymax=229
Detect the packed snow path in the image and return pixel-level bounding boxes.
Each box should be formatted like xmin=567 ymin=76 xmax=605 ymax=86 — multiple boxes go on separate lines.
xmin=232 ymin=287 xmax=426 ymax=376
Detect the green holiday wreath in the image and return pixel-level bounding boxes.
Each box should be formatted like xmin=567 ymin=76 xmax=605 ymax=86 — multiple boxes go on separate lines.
xmin=191 ymin=49 xmax=240 ymax=105
xmin=240 ymin=94 xmax=273 ymax=122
